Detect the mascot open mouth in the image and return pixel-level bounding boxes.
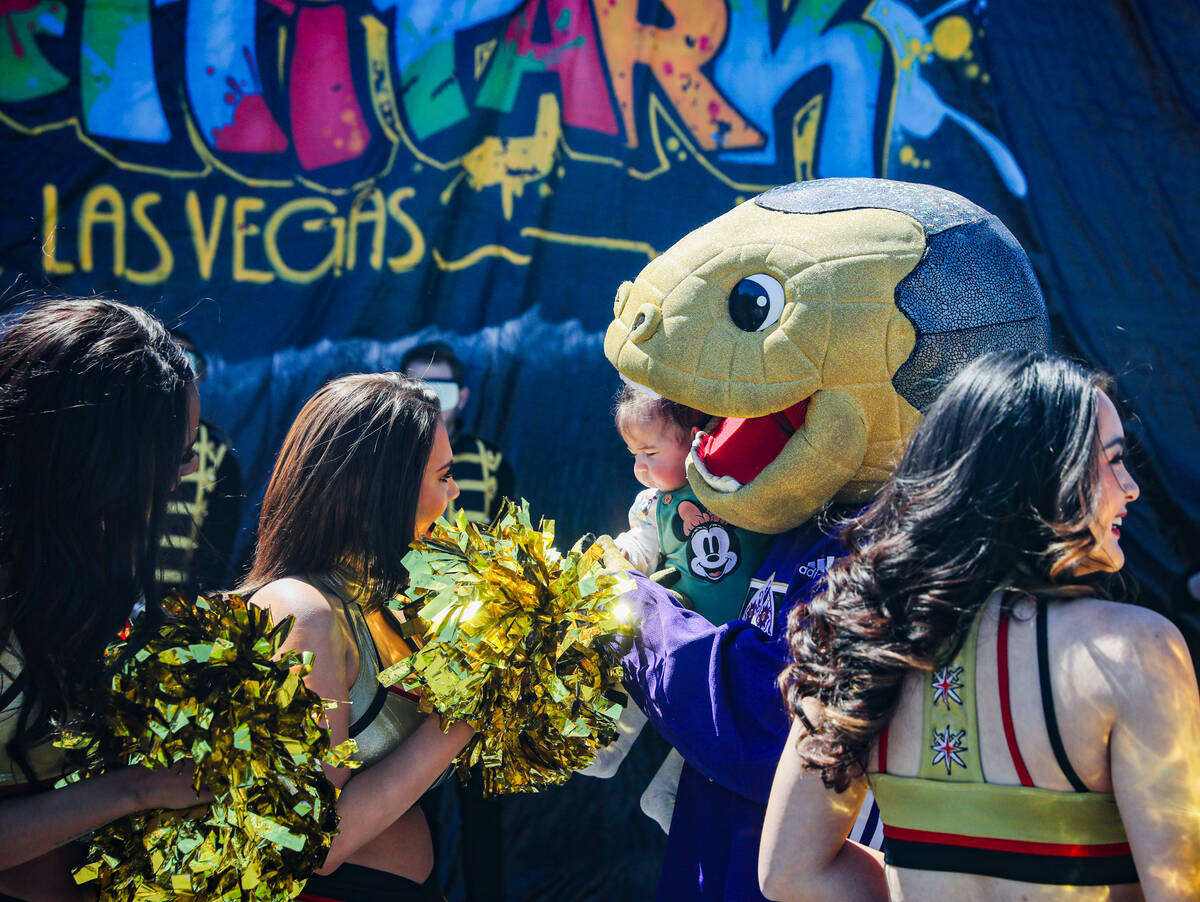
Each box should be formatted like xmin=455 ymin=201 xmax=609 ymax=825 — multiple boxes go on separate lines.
xmin=690 ymin=398 xmax=811 ymax=493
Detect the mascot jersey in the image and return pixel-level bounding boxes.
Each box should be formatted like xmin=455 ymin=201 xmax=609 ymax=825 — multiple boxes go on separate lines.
xmin=604 ymin=178 xmax=1052 ymax=901
xmin=620 ymin=518 xmax=883 ymax=901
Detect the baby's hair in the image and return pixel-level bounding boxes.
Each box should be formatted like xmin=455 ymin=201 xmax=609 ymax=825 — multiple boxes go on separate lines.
xmin=614 ymin=384 xmax=708 ymax=444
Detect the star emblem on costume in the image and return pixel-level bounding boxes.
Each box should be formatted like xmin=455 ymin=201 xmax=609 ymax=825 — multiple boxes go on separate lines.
xmin=930 ymin=725 xmax=968 ymax=774
xmin=930 ymin=665 xmax=964 ymax=709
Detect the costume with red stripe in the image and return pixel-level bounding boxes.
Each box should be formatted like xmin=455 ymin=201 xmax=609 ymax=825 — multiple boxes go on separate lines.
xmin=869 ymin=589 xmax=1137 ymax=886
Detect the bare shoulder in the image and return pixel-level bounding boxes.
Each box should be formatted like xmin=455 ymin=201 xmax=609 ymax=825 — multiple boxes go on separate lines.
xmin=1051 ymin=597 xmax=1187 ymax=654
xmin=251 ymin=577 xmax=353 ymax=689
xmin=1051 ymin=598 xmax=1194 ymax=708
xmin=252 ymin=577 xmax=340 ymax=631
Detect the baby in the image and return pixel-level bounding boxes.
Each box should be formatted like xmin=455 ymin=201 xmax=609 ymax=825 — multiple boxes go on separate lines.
xmin=613 ymin=385 xmax=770 ymax=624
xmin=586 ymin=386 xmax=771 ymax=830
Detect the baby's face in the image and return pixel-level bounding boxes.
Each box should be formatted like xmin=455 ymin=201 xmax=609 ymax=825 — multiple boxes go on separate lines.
xmin=622 ymin=418 xmax=692 ymax=493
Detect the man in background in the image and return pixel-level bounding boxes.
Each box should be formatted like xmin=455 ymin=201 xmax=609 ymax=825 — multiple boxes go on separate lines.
xmin=402 ymin=340 xmax=515 ymax=526
xmin=402 ymin=339 xmax=515 ymax=901
xmin=155 ymin=329 xmax=242 ymax=600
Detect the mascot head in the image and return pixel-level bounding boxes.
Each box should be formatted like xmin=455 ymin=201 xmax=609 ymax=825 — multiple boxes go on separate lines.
xmin=606 ymin=178 xmax=1050 ymax=534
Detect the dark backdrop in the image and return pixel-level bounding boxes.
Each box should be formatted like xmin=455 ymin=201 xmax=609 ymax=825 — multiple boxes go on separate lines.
xmin=2 ymin=1 xmax=1197 ymax=897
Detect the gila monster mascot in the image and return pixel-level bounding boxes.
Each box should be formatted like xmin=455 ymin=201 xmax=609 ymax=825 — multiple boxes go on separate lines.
xmin=605 ymin=178 xmax=1050 ymax=901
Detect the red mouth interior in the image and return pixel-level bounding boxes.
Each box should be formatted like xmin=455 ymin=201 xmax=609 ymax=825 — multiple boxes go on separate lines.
xmin=695 ymin=398 xmax=809 ymax=486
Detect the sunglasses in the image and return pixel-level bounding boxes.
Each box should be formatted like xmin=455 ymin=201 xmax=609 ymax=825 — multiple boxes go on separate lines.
xmin=427 ymin=380 xmax=461 ymax=411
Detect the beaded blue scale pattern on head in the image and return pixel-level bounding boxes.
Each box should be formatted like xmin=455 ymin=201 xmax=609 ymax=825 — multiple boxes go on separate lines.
xmin=755 ymin=178 xmax=1051 ymax=411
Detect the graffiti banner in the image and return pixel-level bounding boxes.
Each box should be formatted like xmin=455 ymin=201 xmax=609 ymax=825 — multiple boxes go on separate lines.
xmin=0 ymin=0 xmax=1027 ymax=347
xmin=0 ymin=0 xmax=1037 ymax=544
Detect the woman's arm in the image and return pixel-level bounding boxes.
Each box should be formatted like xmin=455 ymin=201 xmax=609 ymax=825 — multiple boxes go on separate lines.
xmin=759 ymin=713 xmax=886 ymax=902
xmin=318 ymin=716 xmax=471 ymax=874
xmin=0 ymin=763 xmax=204 ymax=873
xmin=0 ymin=845 xmax=90 ymax=902
xmin=257 ymin=579 xmax=472 ymax=875
xmin=1106 ymin=611 xmax=1200 ymax=901
xmin=0 ymin=763 xmax=207 ymax=901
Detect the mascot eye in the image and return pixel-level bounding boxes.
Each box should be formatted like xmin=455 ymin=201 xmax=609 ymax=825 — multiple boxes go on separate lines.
xmin=728 ymin=274 xmax=785 ymax=333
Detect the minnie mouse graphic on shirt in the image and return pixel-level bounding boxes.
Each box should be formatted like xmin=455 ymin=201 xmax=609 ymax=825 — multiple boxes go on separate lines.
xmin=673 ymin=500 xmax=740 ymax=582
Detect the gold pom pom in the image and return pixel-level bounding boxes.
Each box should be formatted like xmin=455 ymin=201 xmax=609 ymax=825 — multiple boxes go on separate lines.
xmin=379 ymin=501 xmax=632 ymax=796
xmin=59 ymin=593 xmax=356 ymax=901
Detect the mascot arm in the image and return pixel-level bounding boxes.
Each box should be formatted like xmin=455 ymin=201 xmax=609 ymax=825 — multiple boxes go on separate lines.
xmin=618 ymin=572 xmax=795 ymax=805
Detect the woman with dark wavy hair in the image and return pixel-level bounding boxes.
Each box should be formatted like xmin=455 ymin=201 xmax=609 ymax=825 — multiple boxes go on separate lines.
xmin=0 ymin=299 xmax=211 ymax=898
xmin=243 ymin=373 xmax=471 ymax=902
xmin=759 ymin=351 xmax=1200 ymax=901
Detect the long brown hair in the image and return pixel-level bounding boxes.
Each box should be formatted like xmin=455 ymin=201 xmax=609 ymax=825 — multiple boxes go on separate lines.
xmin=242 ymin=373 xmax=441 ymax=610
xmin=783 ymin=352 xmax=1116 ymax=791
xmin=0 ymin=298 xmax=194 ymax=756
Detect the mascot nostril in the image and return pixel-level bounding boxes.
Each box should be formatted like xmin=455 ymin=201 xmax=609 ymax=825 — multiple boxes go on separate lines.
xmin=629 ymin=304 xmax=662 ymax=344
xmin=604 ymin=177 xmax=1051 ymax=902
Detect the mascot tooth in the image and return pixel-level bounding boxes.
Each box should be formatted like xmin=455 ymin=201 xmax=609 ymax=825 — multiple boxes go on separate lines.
xmin=606 ymin=178 xmax=1049 ymax=901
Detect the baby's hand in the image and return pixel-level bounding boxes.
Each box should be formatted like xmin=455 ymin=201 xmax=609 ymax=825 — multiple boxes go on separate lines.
xmin=591 ymin=535 xmax=635 ymax=573
xmin=570 ymin=533 xmax=631 ymax=573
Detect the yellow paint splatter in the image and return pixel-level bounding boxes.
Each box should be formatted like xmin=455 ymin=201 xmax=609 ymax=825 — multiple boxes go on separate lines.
xmin=538 ymin=183 xmax=552 ymax=197
xmin=898 ymin=145 xmax=928 ymax=168
xmin=475 ymin=39 xmax=498 ymax=80
xmin=666 ymin=137 xmax=680 ymax=152
xmin=792 ymin=94 xmax=823 ymax=182
xmin=459 ymin=93 xmax=562 ymax=220
xmin=676 ymin=151 xmax=687 ymax=161
xmin=932 ymin=16 xmax=973 ymax=61
xmin=966 ymin=62 xmax=980 ymax=79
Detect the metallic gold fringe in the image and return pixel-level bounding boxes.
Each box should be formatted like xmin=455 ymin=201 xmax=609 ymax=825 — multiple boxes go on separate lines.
xmin=380 ymin=502 xmax=631 ymax=796
xmin=59 ymin=593 xmax=356 ymax=901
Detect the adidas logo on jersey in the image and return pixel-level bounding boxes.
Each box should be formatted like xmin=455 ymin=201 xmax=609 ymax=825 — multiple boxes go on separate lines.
xmin=795 ymin=555 xmax=836 ymax=580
